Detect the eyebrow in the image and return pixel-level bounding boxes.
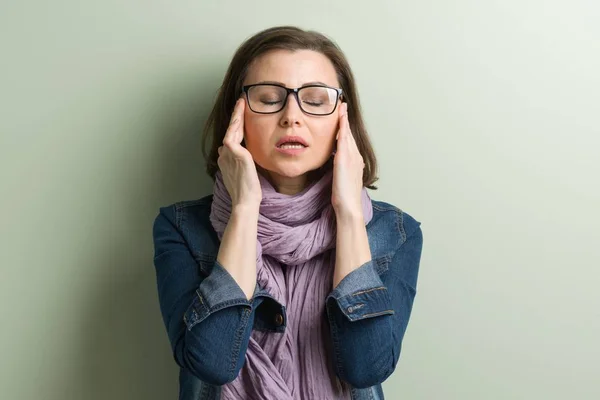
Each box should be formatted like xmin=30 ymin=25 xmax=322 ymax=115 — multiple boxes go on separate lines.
xmin=255 ymin=80 xmax=332 ymax=88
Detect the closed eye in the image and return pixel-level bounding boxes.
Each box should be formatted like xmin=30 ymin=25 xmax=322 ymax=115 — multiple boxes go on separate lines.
xmin=261 ymin=100 xmax=283 ymax=106
xmin=303 ymin=100 xmax=324 ymax=106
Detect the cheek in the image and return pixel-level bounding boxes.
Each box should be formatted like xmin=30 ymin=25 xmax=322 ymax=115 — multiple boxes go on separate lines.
xmin=243 ymin=116 xmax=273 ymax=151
xmin=243 ymin=114 xmax=259 ymax=138
xmin=310 ymin=118 xmax=338 ymax=145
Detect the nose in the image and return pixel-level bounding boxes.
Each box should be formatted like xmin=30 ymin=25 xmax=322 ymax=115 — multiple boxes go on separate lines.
xmin=279 ymin=93 xmax=303 ymax=127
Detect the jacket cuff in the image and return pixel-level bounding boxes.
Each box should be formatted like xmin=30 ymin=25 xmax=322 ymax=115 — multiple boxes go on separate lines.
xmin=326 ymin=259 xmax=394 ymax=322
xmin=183 ymin=260 xmax=252 ymax=330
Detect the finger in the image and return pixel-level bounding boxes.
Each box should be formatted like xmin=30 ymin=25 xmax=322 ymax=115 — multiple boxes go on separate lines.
xmin=236 ymin=97 xmax=246 ymax=144
xmin=343 ymin=108 xmax=360 ymax=155
xmin=341 ymin=108 xmax=363 ymax=167
xmin=338 ymin=104 xmax=352 ymax=152
xmin=336 ymin=102 xmax=348 ymax=141
xmin=343 ymin=107 xmax=354 ymax=142
xmin=230 ymin=97 xmax=243 ymax=125
xmin=224 ymin=99 xmax=243 ymax=144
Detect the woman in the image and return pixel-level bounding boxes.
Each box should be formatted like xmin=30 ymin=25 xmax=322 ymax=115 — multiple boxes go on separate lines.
xmin=152 ymin=26 xmax=424 ymax=400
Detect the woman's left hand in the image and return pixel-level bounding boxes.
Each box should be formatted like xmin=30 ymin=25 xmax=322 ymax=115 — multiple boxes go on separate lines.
xmin=331 ymin=102 xmax=366 ymax=219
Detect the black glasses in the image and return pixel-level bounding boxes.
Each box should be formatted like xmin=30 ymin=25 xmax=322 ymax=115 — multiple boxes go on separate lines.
xmin=241 ymin=83 xmax=343 ymax=116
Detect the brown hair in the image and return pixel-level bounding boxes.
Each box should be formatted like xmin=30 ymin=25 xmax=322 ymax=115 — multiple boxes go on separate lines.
xmin=201 ymin=25 xmax=379 ymax=190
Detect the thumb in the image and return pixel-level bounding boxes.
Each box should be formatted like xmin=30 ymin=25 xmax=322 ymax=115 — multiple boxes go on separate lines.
xmin=236 ymin=97 xmax=246 ymax=144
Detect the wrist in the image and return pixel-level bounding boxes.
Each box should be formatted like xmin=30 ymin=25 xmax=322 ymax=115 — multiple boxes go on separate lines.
xmin=231 ymin=203 xmax=260 ymax=220
xmin=334 ymin=206 xmax=364 ymax=225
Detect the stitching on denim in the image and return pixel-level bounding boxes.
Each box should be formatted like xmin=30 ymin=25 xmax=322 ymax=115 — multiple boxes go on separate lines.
xmin=175 ymin=203 xmax=183 ymax=229
xmin=175 ymin=292 xmax=198 ymax=328
xmin=196 ymin=253 xmax=216 ymax=263
xmin=209 ymin=299 xmax=253 ymax=312
xmin=186 ymin=292 xmax=209 ymax=330
xmin=351 ymin=286 xmax=386 ymax=297
xmin=372 ymin=202 xmax=397 ymax=212
xmin=183 ymin=301 xmax=201 ymax=331
xmin=325 ymin=300 xmax=345 ymax=378
xmin=397 ymin=209 xmax=406 ymax=244
xmin=361 ymin=310 xmax=395 ymax=318
xmin=375 ymin=255 xmax=392 ymax=274
xmin=229 ymin=307 xmax=252 ymax=379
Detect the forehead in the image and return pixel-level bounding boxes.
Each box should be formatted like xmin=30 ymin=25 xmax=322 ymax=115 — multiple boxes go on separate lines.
xmin=244 ymin=49 xmax=339 ymax=88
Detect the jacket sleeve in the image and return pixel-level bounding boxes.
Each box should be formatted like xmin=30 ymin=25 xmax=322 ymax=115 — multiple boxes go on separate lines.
xmin=152 ymin=204 xmax=260 ymax=385
xmin=325 ymin=222 xmax=423 ymax=388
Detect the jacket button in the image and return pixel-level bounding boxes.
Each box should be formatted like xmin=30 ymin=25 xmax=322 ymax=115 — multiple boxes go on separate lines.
xmin=274 ymin=313 xmax=284 ymax=326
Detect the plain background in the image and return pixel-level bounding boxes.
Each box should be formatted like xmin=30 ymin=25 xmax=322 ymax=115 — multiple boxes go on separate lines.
xmin=1 ymin=1 xmax=599 ymax=399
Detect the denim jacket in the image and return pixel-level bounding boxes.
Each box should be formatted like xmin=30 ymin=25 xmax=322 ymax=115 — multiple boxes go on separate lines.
xmin=152 ymin=194 xmax=423 ymax=400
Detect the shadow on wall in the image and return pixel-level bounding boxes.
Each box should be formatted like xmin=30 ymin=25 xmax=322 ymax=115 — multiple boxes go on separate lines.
xmin=75 ymin=67 xmax=220 ymax=400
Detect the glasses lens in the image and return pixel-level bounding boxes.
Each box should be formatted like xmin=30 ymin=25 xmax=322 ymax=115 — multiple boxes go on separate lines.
xmin=246 ymin=85 xmax=340 ymax=114
xmin=247 ymin=85 xmax=287 ymax=113
xmin=298 ymin=86 xmax=339 ymax=115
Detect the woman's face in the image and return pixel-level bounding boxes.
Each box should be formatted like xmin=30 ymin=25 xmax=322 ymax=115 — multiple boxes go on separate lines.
xmin=242 ymin=49 xmax=342 ymax=184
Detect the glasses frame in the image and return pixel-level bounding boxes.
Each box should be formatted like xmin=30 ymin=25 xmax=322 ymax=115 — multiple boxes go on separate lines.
xmin=241 ymin=83 xmax=344 ymax=116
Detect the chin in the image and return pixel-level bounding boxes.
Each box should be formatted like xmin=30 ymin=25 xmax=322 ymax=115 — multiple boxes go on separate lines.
xmin=267 ymin=159 xmax=333 ymax=178
xmin=265 ymin=162 xmax=310 ymax=178
xmin=253 ymin=149 xmax=332 ymax=178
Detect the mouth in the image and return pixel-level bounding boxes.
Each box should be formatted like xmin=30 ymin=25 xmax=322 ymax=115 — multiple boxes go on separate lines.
xmin=275 ymin=144 xmax=307 ymax=155
xmin=275 ymin=135 xmax=309 ymax=148
xmin=275 ymin=136 xmax=308 ymax=155
xmin=277 ymin=142 xmax=307 ymax=149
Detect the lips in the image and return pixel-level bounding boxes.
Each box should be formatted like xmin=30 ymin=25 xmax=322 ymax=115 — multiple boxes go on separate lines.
xmin=276 ymin=135 xmax=309 ymax=148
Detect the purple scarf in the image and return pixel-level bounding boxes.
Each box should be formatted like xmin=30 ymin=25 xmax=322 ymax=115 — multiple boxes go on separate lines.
xmin=210 ymin=168 xmax=373 ymax=399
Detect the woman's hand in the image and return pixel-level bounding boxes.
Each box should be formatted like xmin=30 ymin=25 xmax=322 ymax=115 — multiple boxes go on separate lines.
xmin=331 ymin=102 xmax=366 ymax=220
xmin=217 ymin=97 xmax=262 ymax=210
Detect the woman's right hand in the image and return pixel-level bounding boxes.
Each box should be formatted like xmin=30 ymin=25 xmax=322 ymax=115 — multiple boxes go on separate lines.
xmin=217 ymin=96 xmax=262 ymax=210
